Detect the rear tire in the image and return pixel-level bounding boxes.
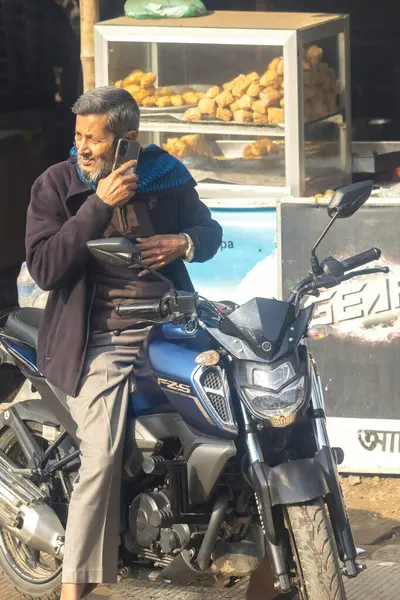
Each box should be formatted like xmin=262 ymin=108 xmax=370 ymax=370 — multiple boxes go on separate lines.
xmin=0 ymin=424 xmax=96 ymax=599
xmin=286 ymin=499 xmax=346 ymax=600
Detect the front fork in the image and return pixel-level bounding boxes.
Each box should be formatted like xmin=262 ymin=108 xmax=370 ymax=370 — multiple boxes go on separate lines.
xmin=240 ymin=403 xmax=292 ymax=593
xmin=309 ymin=357 xmax=361 ymax=577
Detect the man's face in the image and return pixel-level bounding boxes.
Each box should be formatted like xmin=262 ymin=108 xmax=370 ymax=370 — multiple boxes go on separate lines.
xmin=74 ymin=114 xmax=116 ymax=184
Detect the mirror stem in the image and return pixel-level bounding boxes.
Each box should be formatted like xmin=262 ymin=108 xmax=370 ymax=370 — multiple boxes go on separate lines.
xmin=311 ymin=213 xmax=339 ymax=276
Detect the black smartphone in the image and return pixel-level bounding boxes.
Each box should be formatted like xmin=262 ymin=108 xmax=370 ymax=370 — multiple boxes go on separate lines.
xmin=112 ymin=139 xmax=141 ymax=174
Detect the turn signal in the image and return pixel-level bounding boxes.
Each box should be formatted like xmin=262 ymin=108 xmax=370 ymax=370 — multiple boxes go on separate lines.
xmin=307 ymin=325 xmax=332 ymax=340
xmin=195 ymin=350 xmax=220 ymax=366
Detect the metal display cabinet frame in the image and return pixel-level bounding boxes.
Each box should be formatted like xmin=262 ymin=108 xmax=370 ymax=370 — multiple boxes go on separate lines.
xmin=94 ymin=12 xmax=351 ymax=197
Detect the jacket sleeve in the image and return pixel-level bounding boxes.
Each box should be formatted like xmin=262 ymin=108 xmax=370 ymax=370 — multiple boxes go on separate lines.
xmin=26 ymin=170 xmax=113 ymax=291
xmin=178 ymin=186 xmax=222 ymax=263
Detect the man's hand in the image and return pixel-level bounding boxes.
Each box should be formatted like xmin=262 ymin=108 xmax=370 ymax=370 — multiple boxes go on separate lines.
xmin=96 ymin=161 xmax=138 ymax=208
xmin=135 ymin=234 xmax=189 ymax=276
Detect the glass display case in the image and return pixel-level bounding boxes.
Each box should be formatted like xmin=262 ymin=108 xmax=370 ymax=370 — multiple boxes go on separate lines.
xmin=94 ymin=11 xmax=351 ymax=197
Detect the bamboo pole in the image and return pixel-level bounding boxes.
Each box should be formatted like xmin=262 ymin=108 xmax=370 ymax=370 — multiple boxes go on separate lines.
xmin=80 ymin=0 xmax=99 ymax=92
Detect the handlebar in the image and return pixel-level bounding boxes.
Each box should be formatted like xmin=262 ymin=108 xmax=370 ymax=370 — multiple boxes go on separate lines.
xmin=304 ymin=266 xmax=389 ymax=294
xmin=341 ymin=248 xmax=381 ymax=272
xmin=115 ymin=300 xmax=164 ymax=318
xmin=115 ymin=291 xmax=199 ymax=323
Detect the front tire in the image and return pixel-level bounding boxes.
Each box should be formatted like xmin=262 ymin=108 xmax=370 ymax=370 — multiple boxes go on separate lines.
xmin=286 ymin=499 xmax=346 ymax=600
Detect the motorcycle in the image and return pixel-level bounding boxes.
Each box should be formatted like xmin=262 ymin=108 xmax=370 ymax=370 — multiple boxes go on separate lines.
xmin=0 ymin=180 xmax=387 ymax=600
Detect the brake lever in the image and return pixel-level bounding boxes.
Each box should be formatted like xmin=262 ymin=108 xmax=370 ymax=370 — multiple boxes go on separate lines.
xmin=300 ymin=266 xmax=389 ymax=298
xmin=339 ymin=266 xmax=389 ymax=281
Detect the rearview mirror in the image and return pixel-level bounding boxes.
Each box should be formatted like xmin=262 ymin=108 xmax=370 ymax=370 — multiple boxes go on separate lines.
xmin=87 ymin=238 xmax=140 ymax=266
xmin=327 ymin=180 xmax=373 ymax=219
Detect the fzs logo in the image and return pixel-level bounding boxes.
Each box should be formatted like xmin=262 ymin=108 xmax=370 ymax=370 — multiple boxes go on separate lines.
xmin=157 ymin=377 xmax=191 ymax=396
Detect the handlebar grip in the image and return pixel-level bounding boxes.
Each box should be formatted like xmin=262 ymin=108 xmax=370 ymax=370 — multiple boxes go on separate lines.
xmin=341 ymin=248 xmax=381 ymax=272
xmin=115 ymin=301 xmax=162 ymax=317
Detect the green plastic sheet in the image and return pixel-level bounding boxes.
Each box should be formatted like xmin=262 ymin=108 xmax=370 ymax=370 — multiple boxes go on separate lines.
xmin=124 ymin=0 xmax=207 ymax=20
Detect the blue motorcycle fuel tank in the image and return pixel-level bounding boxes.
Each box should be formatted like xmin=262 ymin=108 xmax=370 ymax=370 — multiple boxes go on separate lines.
xmin=130 ymin=322 xmax=237 ymax=439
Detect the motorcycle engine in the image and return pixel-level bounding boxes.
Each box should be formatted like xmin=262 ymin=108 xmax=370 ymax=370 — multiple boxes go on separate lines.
xmin=128 ymin=489 xmax=191 ymax=556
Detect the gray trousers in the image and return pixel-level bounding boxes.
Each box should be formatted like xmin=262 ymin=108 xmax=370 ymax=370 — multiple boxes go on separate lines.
xmin=62 ymin=328 xmax=149 ymax=584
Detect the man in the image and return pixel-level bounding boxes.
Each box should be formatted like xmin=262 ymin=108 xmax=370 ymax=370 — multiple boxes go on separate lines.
xmin=25 ymin=86 xmax=222 ymax=600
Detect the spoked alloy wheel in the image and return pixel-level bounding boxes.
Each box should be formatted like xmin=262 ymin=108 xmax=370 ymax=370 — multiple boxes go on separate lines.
xmin=0 ymin=422 xmax=95 ymax=599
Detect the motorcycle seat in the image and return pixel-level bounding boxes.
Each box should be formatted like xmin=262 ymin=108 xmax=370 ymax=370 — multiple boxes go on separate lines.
xmin=4 ymin=308 xmax=43 ymax=349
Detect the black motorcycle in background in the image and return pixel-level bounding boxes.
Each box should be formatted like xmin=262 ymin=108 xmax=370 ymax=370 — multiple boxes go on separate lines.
xmin=0 ymin=181 xmax=385 ymax=600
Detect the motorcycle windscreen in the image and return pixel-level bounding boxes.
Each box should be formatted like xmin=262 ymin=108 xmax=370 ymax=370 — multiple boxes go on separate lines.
xmin=218 ymin=297 xmax=297 ymax=359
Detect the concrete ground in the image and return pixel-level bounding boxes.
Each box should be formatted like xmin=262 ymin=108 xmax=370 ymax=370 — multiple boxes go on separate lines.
xmin=87 ymin=560 xmax=400 ymax=600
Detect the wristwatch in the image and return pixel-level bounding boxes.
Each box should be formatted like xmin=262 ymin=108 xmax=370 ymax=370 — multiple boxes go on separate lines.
xmin=182 ymin=233 xmax=195 ymax=263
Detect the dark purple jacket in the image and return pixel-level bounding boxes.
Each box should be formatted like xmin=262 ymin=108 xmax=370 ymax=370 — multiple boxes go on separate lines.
xmin=25 ymin=160 xmax=222 ymax=397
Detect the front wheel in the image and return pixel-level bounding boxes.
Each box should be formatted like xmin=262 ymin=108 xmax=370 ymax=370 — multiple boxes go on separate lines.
xmin=286 ymin=499 xmax=346 ymax=600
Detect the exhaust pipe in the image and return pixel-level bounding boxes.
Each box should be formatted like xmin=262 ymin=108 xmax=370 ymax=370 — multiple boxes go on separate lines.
xmin=0 ymin=451 xmax=64 ymax=557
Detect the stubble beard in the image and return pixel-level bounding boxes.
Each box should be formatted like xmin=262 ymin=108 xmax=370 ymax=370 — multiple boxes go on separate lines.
xmin=78 ymin=152 xmax=114 ymax=185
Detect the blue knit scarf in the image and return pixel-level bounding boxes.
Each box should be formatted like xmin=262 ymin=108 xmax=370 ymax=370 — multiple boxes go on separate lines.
xmin=70 ymin=143 xmax=194 ymax=194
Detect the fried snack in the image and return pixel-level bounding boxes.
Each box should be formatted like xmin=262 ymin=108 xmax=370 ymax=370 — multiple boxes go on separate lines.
xmin=260 ymin=70 xmax=283 ymax=89
xmin=115 ymin=80 xmax=123 ymax=88
xmin=259 ymin=87 xmax=282 ymax=107
xmin=216 ymin=107 xmax=233 ymax=122
xmin=243 ymin=138 xmax=275 ymax=159
xmin=306 ymin=45 xmax=323 ymax=65
xmin=247 ymin=82 xmax=261 ymax=98
xmin=198 ymin=98 xmax=217 ymax=116
xmin=136 ymin=88 xmax=155 ymax=102
xmin=280 ymin=96 xmax=285 ymax=108
xmin=179 ymin=86 xmax=194 ymax=94
xmin=276 ymin=59 xmax=284 ymax=76
xmin=253 ymin=112 xmax=269 ymax=125
xmin=184 ymin=107 xmax=203 ymax=122
xmin=173 ymin=141 xmax=192 ymax=159
xmin=223 ymin=80 xmax=235 ymax=92
xmin=171 ymin=95 xmax=185 ymax=107
xmin=230 ymin=101 xmax=240 ymax=113
xmin=233 ymin=109 xmax=253 ymax=124
xmin=238 ymin=94 xmax=253 ymax=110
xmin=251 ymin=99 xmax=269 ymax=115
xmin=141 ymin=73 xmax=157 ymax=88
xmin=123 ymin=70 xmax=143 ymax=86
xmin=247 ymin=71 xmax=260 ymax=82
xmin=195 ymin=92 xmax=206 ymax=101
xmin=156 ymin=96 xmax=172 ymax=108
xmin=206 ymin=86 xmax=221 ymax=99
xmin=215 ymin=90 xmax=234 ymax=108
xmin=142 ymin=95 xmax=158 ymax=107
xmin=268 ymin=107 xmax=284 ymax=124
xmin=124 ymin=84 xmax=141 ymax=96
xmin=163 ymin=134 xmax=210 ymax=158
xmin=231 ymin=75 xmax=251 ymax=96
xmin=182 ymin=92 xmax=199 ymax=105
xmin=163 ymin=137 xmax=179 ymax=151
xmin=268 ymin=57 xmax=281 ymax=72
xmin=159 ymin=86 xmax=174 ymax=96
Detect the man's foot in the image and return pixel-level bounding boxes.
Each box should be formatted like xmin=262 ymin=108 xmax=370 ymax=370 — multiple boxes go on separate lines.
xmin=60 ymin=583 xmax=84 ymax=600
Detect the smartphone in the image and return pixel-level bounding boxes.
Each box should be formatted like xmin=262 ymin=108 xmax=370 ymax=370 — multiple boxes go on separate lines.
xmin=112 ymin=139 xmax=141 ymax=174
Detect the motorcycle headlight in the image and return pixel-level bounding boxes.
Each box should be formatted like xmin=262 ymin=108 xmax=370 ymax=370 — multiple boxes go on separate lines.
xmin=253 ymin=362 xmax=295 ymax=391
xmin=242 ymin=376 xmax=306 ymax=424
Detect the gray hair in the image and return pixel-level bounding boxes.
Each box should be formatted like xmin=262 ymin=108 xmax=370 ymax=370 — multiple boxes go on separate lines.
xmin=72 ymin=86 xmax=140 ymax=138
